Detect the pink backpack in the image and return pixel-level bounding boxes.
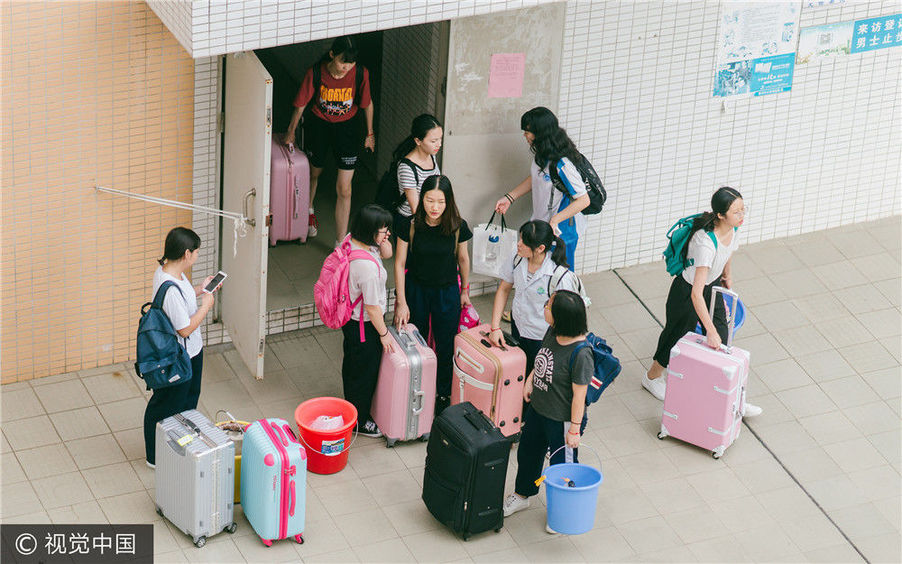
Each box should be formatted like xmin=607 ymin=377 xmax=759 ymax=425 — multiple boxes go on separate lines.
xmin=314 ymin=236 xmax=381 ymax=342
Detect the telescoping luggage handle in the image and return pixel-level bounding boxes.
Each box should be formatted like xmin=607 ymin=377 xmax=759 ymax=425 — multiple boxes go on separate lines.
xmin=393 ymin=326 xmax=427 ymax=414
xmin=709 ymin=285 xmax=738 ymax=352
xmin=535 ymin=443 xmax=602 ymax=487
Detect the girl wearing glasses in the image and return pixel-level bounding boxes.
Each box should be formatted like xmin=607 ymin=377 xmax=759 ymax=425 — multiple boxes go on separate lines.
xmin=394 ymin=175 xmax=472 ymax=416
xmin=342 ymin=204 xmax=395 ymax=438
xmin=642 ymin=187 xmax=761 ymax=417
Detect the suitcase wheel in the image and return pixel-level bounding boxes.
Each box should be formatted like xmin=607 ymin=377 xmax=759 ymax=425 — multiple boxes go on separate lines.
xmin=462 ymin=533 xmax=470 ymax=541
xmin=494 ymin=528 xmax=502 ymax=533
xmin=657 ymin=432 xmax=667 ymax=440
xmin=294 ymin=534 xmax=304 ymax=544
xmin=419 ymin=433 xmax=430 ymax=442
xmin=155 ymin=507 xmax=163 ymax=518
xmin=194 ymin=536 xmax=206 ymax=548
xmin=712 ymin=451 xmax=722 ymax=459
xmin=261 ymin=537 xmax=273 ymax=547
xmin=224 ymin=522 xmax=238 ymax=534
xmin=385 ymin=438 xmax=397 ymax=448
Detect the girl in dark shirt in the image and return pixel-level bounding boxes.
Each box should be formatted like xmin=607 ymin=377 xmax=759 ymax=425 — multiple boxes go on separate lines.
xmin=394 ymin=175 xmax=472 ymax=415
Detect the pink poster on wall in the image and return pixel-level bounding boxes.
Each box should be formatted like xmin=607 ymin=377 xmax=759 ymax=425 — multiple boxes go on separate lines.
xmin=487 ymin=53 xmax=525 ymax=98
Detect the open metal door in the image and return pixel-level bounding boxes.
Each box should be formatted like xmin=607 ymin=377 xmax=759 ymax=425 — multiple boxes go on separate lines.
xmin=221 ymin=51 xmax=272 ymax=379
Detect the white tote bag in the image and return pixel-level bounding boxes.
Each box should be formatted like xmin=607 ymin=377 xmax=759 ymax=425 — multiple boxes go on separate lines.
xmin=471 ymin=212 xmax=519 ymax=279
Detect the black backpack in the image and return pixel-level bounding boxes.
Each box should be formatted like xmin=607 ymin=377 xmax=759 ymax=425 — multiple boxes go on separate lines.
xmin=549 ymin=153 xmax=607 ymax=215
xmin=374 ymin=157 xmax=417 ymax=212
xmin=134 ymin=281 xmax=193 ymax=390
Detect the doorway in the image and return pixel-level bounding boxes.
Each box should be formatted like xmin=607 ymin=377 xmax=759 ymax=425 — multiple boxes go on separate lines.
xmin=254 ymin=22 xmax=449 ymax=312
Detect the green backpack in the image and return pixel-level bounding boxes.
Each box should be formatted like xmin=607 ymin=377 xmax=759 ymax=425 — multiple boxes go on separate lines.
xmin=662 ymin=214 xmax=718 ymax=276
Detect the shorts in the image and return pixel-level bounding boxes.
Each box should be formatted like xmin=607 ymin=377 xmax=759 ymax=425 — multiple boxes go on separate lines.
xmin=303 ymin=112 xmax=363 ymax=170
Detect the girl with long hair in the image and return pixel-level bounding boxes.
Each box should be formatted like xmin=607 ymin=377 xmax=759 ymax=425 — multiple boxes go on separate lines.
xmin=394 ymin=175 xmax=472 ymax=415
xmin=392 ymin=114 xmax=443 ymax=223
xmin=494 ymin=107 xmax=590 ymax=270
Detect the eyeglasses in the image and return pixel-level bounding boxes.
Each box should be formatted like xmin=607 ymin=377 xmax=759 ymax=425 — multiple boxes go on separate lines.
xmin=378 ymin=228 xmax=391 ymax=235
xmin=733 ymin=205 xmax=749 ymax=218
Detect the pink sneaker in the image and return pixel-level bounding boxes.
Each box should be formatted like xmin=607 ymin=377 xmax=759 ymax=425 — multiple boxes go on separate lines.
xmin=308 ymin=213 xmax=318 ymax=237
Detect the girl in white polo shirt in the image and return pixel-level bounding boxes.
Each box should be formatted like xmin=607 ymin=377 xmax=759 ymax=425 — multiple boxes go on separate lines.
xmin=643 ymin=187 xmax=761 ymax=417
xmin=143 ymin=227 xmax=217 ymax=468
xmin=488 ymin=220 xmax=579 ymax=375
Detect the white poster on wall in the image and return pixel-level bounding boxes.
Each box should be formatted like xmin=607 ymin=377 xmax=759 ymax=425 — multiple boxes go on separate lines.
xmin=713 ymin=1 xmax=802 ymax=97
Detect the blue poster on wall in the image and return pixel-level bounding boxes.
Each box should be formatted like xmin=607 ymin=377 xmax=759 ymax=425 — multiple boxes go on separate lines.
xmin=713 ymin=1 xmax=802 ymax=98
xmin=850 ymin=14 xmax=902 ymax=53
xmin=749 ymin=53 xmax=796 ymax=95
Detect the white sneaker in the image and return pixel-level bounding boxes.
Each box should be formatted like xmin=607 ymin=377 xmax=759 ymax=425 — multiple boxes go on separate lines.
xmin=642 ymin=373 xmax=667 ymax=401
xmin=502 ymin=493 xmax=530 ymax=517
xmin=146 ymin=461 xmax=155 ymax=469
xmin=743 ymin=403 xmax=763 ymax=417
xmin=545 ymin=523 xmax=561 ymax=535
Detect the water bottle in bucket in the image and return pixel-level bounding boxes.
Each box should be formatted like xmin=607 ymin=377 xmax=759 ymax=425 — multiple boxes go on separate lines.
xmin=535 ymin=445 xmax=603 ymax=535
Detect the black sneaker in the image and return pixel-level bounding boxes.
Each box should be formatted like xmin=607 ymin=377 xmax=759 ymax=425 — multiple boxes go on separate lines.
xmin=359 ymin=420 xmax=383 ymax=438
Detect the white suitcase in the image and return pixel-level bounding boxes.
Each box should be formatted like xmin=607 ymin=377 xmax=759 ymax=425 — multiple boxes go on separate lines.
xmin=154 ymin=410 xmax=238 ymax=547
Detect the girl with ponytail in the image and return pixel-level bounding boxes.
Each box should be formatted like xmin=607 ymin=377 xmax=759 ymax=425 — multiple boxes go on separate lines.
xmin=393 ymin=114 xmax=443 ymax=222
xmin=143 ymin=227 xmax=218 ymax=468
xmin=488 ymin=220 xmax=580 ymax=374
xmin=643 ymin=188 xmax=762 ymax=417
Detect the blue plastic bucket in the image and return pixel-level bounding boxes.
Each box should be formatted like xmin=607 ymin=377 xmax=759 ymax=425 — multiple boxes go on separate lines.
xmin=695 ymin=294 xmax=746 ymax=335
xmin=540 ymin=445 xmax=604 ymax=535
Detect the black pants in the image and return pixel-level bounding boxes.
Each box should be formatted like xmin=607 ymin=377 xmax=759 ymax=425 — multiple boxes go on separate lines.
xmin=511 ymin=318 xmax=543 ymax=377
xmin=406 ymin=280 xmax=460 ymax=398
xmin=653 ymin=276 xmax=729 ymax=367
xmin=341 ymin=319 xmax=384 ymax=427
xmin=514 ymin=406 xmax=588 ymax=498
xmin=143 ymin=349 xmax=203 ymax=464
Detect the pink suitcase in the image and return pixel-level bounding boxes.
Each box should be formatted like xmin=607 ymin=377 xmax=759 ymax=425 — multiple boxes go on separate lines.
xmin=371 ymin=324 xmax=437 ymax=447
xmin=452 ymin=324 xmax=527 ymax=437
xmin=269 ymin=137 xmax=310 ymax=246
xmin=657 ymin=287 xmax=750 ymax=458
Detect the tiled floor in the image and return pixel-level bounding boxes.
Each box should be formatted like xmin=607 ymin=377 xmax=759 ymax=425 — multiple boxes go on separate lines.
xmin=2 ymin=217 xmax=899 ymax=563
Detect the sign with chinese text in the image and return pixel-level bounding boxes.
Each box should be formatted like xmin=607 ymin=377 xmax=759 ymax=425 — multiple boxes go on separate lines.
xmin=850 ymin=14 xmax=902 ymax=53
xmin=713 ymin=1 xmax=802 ymax=97
xmin=487 ymin=53 xmax=526 ymax=98
xmin=797 ymin=21 xmax=854 ymax=64
xmin=1 ymin=524 xmax=153 ymax=564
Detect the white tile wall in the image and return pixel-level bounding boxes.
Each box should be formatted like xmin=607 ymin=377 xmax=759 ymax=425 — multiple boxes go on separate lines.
xmin=183 ymin=0 xmax=900 ymax=344
xmin=560 ymin=0 xmax=900 ymax=273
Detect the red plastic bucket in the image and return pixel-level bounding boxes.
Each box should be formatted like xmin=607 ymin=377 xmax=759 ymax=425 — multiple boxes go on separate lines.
xmin=294 ymin=397 xmax=357 ymax=475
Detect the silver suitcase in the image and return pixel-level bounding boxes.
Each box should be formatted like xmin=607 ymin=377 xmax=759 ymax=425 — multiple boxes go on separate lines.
xmin=154 ymin=410 xmax=237 ymax=547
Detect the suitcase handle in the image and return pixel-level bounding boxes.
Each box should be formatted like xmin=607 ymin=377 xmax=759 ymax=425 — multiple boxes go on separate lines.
xmin=397 ymin=327 xmax=417 ymax=350
xmin=455 ymin=349 xmax=484 ymax=374
xmin=464 ymin=409 xmax=494 ymax=432
xmin=709 ymin=286 xmax=738 ymax=351
xmin=412 ymin=389 xmax=425 ymax=415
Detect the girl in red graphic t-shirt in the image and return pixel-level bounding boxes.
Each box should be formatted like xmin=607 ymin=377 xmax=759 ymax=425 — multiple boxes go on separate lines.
xmin=283 ymin=36 xmax=375 ymax=243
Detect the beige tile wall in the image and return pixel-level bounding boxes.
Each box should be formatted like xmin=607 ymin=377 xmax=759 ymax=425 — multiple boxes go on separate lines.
xmin=1 ymin=1 xmax=194 ymax=382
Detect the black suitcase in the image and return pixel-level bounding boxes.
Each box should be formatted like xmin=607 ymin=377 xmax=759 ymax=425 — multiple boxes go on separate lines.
xmin=422 ymin=401 xmax=510 ymax=540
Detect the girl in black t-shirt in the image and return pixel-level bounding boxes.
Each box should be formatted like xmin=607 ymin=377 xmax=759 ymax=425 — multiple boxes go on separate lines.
xmin=394 ymin=175 xmax=472 ymax=415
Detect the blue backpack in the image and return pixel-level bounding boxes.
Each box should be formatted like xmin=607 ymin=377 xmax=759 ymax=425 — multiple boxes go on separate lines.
xmin=570 ymin=333 xmax=622 ymax=406
xmin=662 ymin=214 xmax=718 ymax=276
xmin=134 ymin=281 xmax=193 ymax=390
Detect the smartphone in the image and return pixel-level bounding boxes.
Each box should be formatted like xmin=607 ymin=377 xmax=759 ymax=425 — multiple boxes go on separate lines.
xmin=203 ymin=271 xmax=227 ymax=293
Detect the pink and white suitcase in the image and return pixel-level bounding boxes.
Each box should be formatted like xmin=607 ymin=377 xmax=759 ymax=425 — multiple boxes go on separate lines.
xmin=269 ymin=137 xmax=310 ymax=246
xmin=658 ymin=287 xmax=750 ymax=459
xmin=371 ymin=324 xmax=437 ymax=447
xmin=452 ymin=324 xmax=527 ymax=437
xmin=241 ymin=418 xmax=307 ymax=546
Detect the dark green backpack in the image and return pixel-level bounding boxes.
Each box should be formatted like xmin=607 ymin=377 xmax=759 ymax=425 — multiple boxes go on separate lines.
xmin=662 ymin=214 xmax=718 ymax=276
